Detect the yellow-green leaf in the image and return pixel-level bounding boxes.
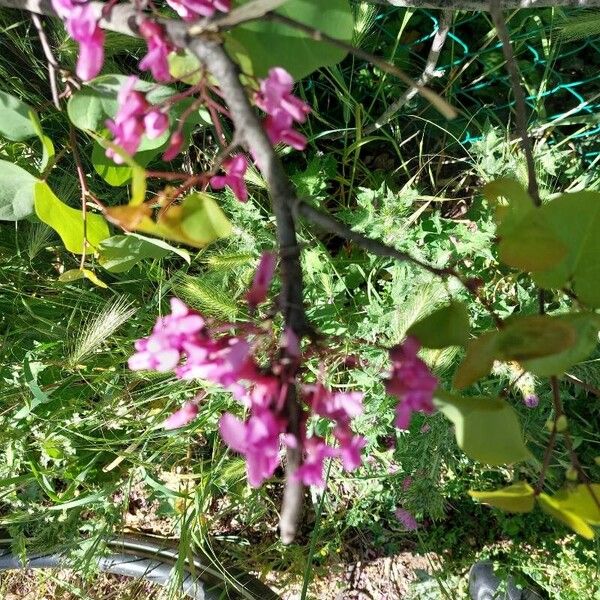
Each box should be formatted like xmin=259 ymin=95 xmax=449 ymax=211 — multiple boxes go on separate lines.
xmin=59 ymin=268 xmax=108 ymax=288
xmin=538 ymin=493 xmax=595 ymax=540
xmin=434 ymin=391 xmax=531 ymax=465
xmin=554 ymin=484 xmax=600 ymax=525
xmin=33 ymin=182 xmax=110 ymax=254
xmin=469 ymin=482 xmax=535 ymax=513
xmin=168 ymin=49 xmax=202 ymax=85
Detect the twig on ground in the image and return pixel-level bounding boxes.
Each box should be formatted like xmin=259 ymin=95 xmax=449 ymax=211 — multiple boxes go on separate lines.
xmin=364 ymin=10 xmax=452 ymax=135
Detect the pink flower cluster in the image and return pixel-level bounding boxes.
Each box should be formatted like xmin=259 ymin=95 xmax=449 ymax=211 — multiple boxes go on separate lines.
xmin=51 ymin=0 xmax=104 ymax=81
xmin=385 ymin=337 xmax=438 ymax=430
xmin=106 ymin=77 xmax=169 ymax=164
xmin=167 ymin=0 xmax=231 ymax=20
xmin=255 ymin=68 xmax=311 ymax=151
xmin=129 ymin=263 xmax=439 ymax=490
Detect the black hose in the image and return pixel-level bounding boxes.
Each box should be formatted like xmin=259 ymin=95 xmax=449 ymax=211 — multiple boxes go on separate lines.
xmin=0 ymin=534 xmax=280 ymax=600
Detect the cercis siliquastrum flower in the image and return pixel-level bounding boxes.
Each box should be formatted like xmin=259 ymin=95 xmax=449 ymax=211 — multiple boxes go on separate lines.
xmin=129 ymin=256 xmax=439 ymax=489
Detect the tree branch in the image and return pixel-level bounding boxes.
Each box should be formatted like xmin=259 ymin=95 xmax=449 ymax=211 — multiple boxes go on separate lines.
xmin=0 ymin=0 xmax=307 ymax=544
xmin=364 ymin=10 xmax=452 ymax=135
xmin=366 ymin=0 xmax=600 ymax=9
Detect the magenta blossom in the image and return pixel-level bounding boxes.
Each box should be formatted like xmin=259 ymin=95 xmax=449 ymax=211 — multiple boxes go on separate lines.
xmin=307 ymin=385 xmax=364 ymax=425
xmin=334 ymin=428 xmax=367 ymax=472
xmin=163 ymin=131 xmax=184 ymax=161
xmin=106 ymin=77 xmax=169 ymax=163
xmin=139 ymin=20 xmax=173 ymax=82
xmin=255 ymin=67 xmax=311 ymax=151
xmin=385 ymin=337 xmax=438 ymax=430
xmin=294 ymin=436 xmax=338 ymax=488
xmin=128 ymin=298 xmax=205 ymax=372
xmin=246 ymin=252 xmax=276 ymax=308
xmin=167 ymin=0 xmax=230 ymax=20
xmin=52 ymin=0 xmax=104 ymax=80
xmin=210 ymin=155 xmax=249 ymax=202
xmin=164 ymin=400 xmax=199 ymax=430
xmin=219 ymin=411 xmax=284 ymax=487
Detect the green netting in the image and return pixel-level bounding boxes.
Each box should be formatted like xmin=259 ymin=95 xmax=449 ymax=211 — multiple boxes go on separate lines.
xmin=377 ymin=10 xmax=600 ymax=159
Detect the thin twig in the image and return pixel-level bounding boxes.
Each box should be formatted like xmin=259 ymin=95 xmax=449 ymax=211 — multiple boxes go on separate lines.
xmin=364 ymin=10 xmax=452 ymax=135
xmin=31 ymin=13 xmax=60 ymax=109
xmin=69 ymin=126 xmax=88 ymax=268
xmin=490 ymin=0 xmax=540 ymax=207
xmin=261 ymin=12 xmax=457 ymax=120
xmin=294 ymin=199 xmax=503 ymax=327
xmin=564 ymin=373 xmax=600 ymax=398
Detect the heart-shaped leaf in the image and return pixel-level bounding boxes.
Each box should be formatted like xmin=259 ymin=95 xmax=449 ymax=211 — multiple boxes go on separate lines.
xmin=0 ymin=160 xmax=38 ymax=221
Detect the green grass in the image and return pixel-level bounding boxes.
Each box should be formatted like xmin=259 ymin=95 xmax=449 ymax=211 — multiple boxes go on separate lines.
xmin=1 ymin=4 xmax=600 ymax=600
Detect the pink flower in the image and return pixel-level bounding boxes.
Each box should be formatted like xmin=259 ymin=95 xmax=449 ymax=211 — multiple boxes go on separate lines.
xmin=52 ymin=0 xmax=105 ymax=80
xmin=294 ymin=436 xmax=338 ymax=488
xmin=139 ymin=20 xmax=173 ymax=82
xmin=166 ymin=0 xmax=230 ymax=20
xmin=163 ymin=131 xmax=184 ymax=161
xmin=210 ymin=155 xmax=248 ymax=202
xmin=385 ymin=337 xmax=438 ymax=430
xmin=307 ymin=384 xmax=364 ymax=425
xmin=128 ymin=298 xmax=205 ymax=371
xmin=164 ymin=401 xmax=199 ymax=430
xmin=334 ymin=428 xmax=366 ymax=472
xmin=395 ymin=507 xmax=419 ymax=531
xmin=255 ymin=67 xmax=311 ymax=151
xmin=144 ymin=110 xmax=169 ymax=139
xmin=402 ymin=476 xmax=413 ymax=491
xmin=219 ymin=411 xmax=284 ymax=487
xmin=246 ymin=252 xmax=276 ymax=308
xmin=106 ymin=76 xmax=169 ymax=163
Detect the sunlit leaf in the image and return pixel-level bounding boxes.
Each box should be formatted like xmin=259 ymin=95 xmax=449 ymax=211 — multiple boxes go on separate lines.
xmin=33 ymin=182 xmax=110 ymax=254
xmin=28 ymin=110 xmax=55 ymax=172
xmin=554 ymin=484 xmax=600 ymax=525
xmin=538 ymin=493 xmax=595 ymax=540
xmin=469 ymin=481 xmax=535 ymax=513
xmin=168 ymin=49 xmax=202 ymax=85
xmin=434 ymin=391 xmax=531 ymax=465
xmin=408 ymin=302 xmax=470 ymax=349
xmin=59 ymin=268 xmax=108 ymax=288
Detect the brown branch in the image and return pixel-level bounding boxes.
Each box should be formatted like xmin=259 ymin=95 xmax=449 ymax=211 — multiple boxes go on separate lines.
xmin=294 ymin=199 xmax=503 ymax=327
xmin=490 ymin=0 xmax=540 ymax=207
xmin=364 ymin=10 xmax=452 ymax=135
xmin=366 ymin=0 xmax=600 ymax=8
xmin=31 ymin=13 xmax=60 ymax=109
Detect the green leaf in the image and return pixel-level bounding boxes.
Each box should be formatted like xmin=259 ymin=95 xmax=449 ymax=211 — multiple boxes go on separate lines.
xmin=408 ymin=302 xmax=470 ymax=349
xmin=0 ymin=160 xmax=38 ymax=220
xmin=454 ymin=315 xmax=577 ymax=388
xmin=91 ymin=140 xmax=155 ymax=187
xmin=538 ymin=492 xmax=595 ymax=540
xmin=523 ymin=313 xmax=600 ymax=376
xmin=33 ymin=182 xmax=110 ymax=254
xmin=136 ymin=192 xmax=232 ymax=248
xmin=168 ymin=49 xmax=202 ymax=85
xmin=469 ymin=482 xmax=535 ymax=513
xmin=59 ymin=268 xmax=108 ymax=288
xmin=434 ymin=390 xmax=531 ymax=465
xmin=98 ymin=233 xmax=190 ymax=272
xmin=226 ymin=0 xmax=354 ymax=79
xmin=490 ymin=184 xmax=600 ymax=307
xmin=0 ymin=90 xmax=37 ymax=141
xmin=554 ymin=484 xmax=600 ymax=525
